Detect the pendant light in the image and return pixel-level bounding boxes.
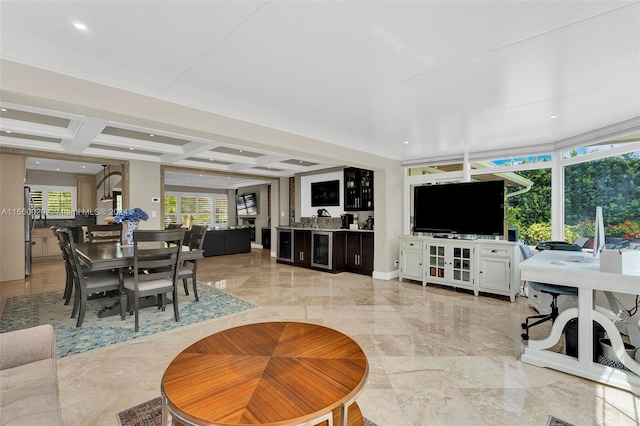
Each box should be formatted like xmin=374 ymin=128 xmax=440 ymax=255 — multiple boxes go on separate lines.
xmin=100 ymin=165 xmax=113 ymax=203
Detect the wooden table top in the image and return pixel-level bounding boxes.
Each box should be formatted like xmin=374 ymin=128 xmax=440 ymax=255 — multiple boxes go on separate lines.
xmin=75 ymin=242 xmax=202 ymax=271
xmin=162 ymin=322 xmax=368 ymax=426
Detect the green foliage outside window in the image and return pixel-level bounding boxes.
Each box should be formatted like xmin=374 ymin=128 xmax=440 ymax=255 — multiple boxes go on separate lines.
xmin=506 ymin=153 xmax=639 ymax=245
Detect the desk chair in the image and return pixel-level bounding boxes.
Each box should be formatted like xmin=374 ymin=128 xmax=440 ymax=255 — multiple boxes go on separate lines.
xmin=519 ymin=244 xmax=578 ymax=340
xmin=178 ymin=225 xmax=207 ymax=301
xmin=87 ymin=223 xmax=123 ymax=243
xmin=121 ymin=229 xmax=185 ymax=332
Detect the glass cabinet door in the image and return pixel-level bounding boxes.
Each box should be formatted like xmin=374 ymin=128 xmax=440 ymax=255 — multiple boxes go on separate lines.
xmin=451 ymin=246 xmax=472 ymax=284
xmin=428 ymin=244 xmax=446 ymax=280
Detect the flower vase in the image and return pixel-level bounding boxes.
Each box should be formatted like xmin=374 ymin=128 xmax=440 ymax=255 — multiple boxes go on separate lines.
xmin=124 ymin=221 xmax=139 ymax=245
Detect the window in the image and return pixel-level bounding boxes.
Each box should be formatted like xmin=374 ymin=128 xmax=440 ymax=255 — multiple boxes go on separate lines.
xmin=404 ymin=135 xmax=640 ymax=245
xmin=164 ymin=192 xmax=227 ymax=228
xmin=30 ymin=185 xmax=76 ymax=219
xmin=564 ymin=148 xmax=640 ymax=245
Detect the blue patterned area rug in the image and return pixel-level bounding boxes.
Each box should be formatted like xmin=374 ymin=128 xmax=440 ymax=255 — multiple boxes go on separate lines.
xmin=117 ymin=397 xmax=379 ymax=426
xmin=547 ymin=416 xmax=575 ymax=426
xmin=0 ymin=284 xmax=255 ymax=358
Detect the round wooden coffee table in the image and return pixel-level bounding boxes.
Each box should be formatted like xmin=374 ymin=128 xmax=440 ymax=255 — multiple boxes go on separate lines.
xmin=161 ymin=322 xmax=368 ymax=426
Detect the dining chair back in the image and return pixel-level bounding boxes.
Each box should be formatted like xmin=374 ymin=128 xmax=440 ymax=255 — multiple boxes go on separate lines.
xmin=178 ymin=225 xmax=207 ymax=301
xmin=121 ymin=229 xmax=185 ymax=332
xmin=57 ymin=228 xmax=122 ymax=327
xmin=50 ymin=226 xmax=74 ymax=305
xmin=87 ymin=223 xmax=123 ymax=243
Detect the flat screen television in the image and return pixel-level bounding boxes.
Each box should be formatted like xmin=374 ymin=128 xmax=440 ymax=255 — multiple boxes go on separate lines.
xmin=236 ymin=193 xmax=258 ymax=216
xmin=311 ymin=180 xmax=340 ymax=207
xmin=413 ymin=180 xmax=505 ymax=236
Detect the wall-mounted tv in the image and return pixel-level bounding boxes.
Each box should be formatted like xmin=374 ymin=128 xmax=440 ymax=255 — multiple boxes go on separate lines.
xmin=413 ymin=180 xmax=505 ymax=236
xmin=311 ymin=180 xmax=340 ymax=207
xmin=236 ymin=193 xmax=258 ymax=216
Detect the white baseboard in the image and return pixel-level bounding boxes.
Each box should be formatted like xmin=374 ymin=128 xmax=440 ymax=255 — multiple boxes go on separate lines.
xmin=373 ymin=269 xmax=399 ymax=280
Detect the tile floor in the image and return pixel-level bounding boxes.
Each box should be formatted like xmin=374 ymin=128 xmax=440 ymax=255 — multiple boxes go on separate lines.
xmin=2 ymin=250 xmax=639 ymax=426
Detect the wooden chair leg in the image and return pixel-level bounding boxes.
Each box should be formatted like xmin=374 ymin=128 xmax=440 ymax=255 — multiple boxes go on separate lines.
xmin=183 ymin=279 xmax=189 ymax=295
xmin=191 ymin=275 xmax=199 ymax=302
xmin=63 ymin=265 xmax=73 ymax=305
xmin=133 ymin=293 xmax=140 ymax=332
xmin=173 ymin=287 xmax=180 ymax=322
xmin=76 ymin=287 xmax=87 ymax=327
xmin=71 ymin=281 xmax=80 ymax=319
xmin=119 ymin=292 xmax=128 ymax=320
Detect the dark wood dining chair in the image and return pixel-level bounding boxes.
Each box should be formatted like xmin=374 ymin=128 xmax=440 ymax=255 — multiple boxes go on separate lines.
xmin=178 ymin=225 xmax=207 ymax=301
xmin=121 ymin=229 xmax=185 ymax=332
xmin=57 ymin=229 xmax=122 ymax=327
xmin=50 ymin=226 xmax=74 ymax=305
xmin=87 ymin=223 xmax=123 ymax=243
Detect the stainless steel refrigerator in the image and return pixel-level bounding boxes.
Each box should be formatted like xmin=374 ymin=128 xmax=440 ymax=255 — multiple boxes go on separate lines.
xmin=24 ymin=186 xmax=35 ymax=276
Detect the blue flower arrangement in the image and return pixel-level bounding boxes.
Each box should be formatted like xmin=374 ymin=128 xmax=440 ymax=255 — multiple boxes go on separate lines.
xmin=114 ymin=207 xmax=149 ymax=223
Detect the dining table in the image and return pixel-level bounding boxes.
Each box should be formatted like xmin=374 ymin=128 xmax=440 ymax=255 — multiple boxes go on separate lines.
xmin=74 ymin=241 xmax=203 ymax=318
xmin=75 ymin=241 xmax=203 ymax=271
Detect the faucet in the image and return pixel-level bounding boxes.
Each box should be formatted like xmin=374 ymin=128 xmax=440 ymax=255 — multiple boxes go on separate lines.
xmin=311 ymin=215 xmax=318 ymax=229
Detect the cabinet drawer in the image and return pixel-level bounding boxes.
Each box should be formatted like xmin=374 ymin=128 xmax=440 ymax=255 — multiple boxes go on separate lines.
xmin=401 ymin=240 xmax=421 ymax=249
xmin=479 ymin=246 xmax=511 ymax=257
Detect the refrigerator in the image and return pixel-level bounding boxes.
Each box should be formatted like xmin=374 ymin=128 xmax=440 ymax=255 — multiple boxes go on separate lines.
xmin=24 ymin=186 xmax=35 ymax=276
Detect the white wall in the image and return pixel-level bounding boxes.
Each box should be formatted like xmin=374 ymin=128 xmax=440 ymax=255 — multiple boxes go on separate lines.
xmin=0 ymin=154 xmax=27 ymax=281
xmin=128 ymin=160 xmax=162 ymax=230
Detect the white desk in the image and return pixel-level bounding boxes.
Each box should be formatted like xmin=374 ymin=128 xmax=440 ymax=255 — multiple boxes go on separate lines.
xmin=519 ymin=250 xmax=640 ymax=395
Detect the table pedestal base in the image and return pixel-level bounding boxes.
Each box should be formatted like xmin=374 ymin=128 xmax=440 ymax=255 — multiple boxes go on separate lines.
xmin=171 ymin=402 xmax=365 ymax=426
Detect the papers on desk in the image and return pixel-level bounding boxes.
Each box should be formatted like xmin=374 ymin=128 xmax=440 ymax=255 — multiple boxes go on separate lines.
xmin=600 ymin=249 xmax=640 ymax=274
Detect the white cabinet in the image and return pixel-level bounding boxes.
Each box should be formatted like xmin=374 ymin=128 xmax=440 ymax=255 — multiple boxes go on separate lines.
xmin=478 ymin=245 xmax=514 ymax=300
xmin=32 ymin=228 xmax=61 ymax=260
xmin=76 ymin=175 xmax=96 ymax=212
xmin=424 ymin=241 xmax=475 ymax=293
xmin=399 ymin=238 xmax=423 ymax=282
xmin=398 ymin=236 xmax=520 ymax=302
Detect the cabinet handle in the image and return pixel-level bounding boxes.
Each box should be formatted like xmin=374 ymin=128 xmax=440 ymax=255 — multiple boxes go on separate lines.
xmin=491 ymin=249 xmax=497 ymax=253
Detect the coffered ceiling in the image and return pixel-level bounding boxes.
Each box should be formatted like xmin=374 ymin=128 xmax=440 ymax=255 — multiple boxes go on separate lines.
xmin=1 ymin=1 xmax=639 ymax=184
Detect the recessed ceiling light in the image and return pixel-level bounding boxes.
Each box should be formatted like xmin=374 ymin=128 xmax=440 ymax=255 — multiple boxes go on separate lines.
xmin=239 ymin=149 xmax=243 ymax=153
xmin=56 ymin=168 xmax=60 ymax=171
xmin=5 ymin=130 xmax=12 ymax=133
xmin=73 ymin=22 xmax=88 ymax=31
xmin=404 ymin=141 xmax=410 ymax=144
xmin=82 ymin=165 xmax=86 ymax=169
xmin=129 ymin=147 xmax=134 ymax=151
xmin=35 ymin=161 xmax=40 ymax=164
xmin=549 ymin=115 xmax=557 ymax=119
xmin=0 ymin=108 xmax=7 ymax=112
xmin=149 ymin=134 xmax=154 ymax=137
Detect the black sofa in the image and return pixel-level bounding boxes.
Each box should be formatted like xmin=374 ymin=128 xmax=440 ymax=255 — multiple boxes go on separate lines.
xmin=202 ymin=227 xmax=251 ymax=256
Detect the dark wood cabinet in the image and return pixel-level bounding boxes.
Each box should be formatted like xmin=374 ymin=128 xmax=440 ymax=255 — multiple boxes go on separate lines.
xmin=345 ymin=232 xmax=374 ymax=275
xmin=344 ymin=167 xmax=374 ymax=211
xmin=294 ymin=230 xmax=311 ymax=267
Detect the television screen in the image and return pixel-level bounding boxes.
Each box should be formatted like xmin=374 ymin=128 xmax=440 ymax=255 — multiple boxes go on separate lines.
xmin=236 ymin=193 xmax=258 ymax=216
xmin=311 ymin=180 xmax=340 ymax=207
xmin=413 ymin=181 xmax=505 ymax=236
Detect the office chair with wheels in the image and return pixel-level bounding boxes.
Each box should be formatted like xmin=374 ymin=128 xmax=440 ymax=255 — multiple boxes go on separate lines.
xmin=519 ymin=244 xmax=578 ymax=340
